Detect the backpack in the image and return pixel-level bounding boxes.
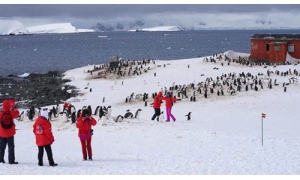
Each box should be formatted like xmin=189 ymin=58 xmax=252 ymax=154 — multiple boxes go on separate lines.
xmin=1 ymin=111 xmax=13 ymax=129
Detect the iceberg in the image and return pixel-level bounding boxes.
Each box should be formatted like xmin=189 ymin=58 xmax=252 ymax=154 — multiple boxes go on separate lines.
xmin=27 ymin=23 xmax=94 ymax=34
xmin=0 ymin=17 xmax=30 ymax=35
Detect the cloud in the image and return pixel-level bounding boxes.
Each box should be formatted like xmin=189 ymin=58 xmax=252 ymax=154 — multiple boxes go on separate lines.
xmin=2 ymin=4 xmax=300 ymax=28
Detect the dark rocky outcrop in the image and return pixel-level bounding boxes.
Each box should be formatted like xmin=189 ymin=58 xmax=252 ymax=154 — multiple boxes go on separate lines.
xmin=0 ymin=71 xmax=79 ymax=109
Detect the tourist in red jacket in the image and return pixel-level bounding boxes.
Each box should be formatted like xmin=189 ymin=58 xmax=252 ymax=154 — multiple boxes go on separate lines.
xmin=162 ymin=92 xmax=180 ymax=122
xmin=151 ymin=91 xmax=163 ymax=121
xmin=0 ymin=99 xmax=19 ymax=164
xmin=33 ymin=108 xmax=57 ymax=166
xmin=76 ymin=109 xmax=97 ymax=161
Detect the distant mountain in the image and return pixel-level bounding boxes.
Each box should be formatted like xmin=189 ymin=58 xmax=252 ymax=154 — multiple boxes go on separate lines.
xmin=128 ymin=26 xmax=184 ymax=32
xmin=0 ymin=17 xmax=30 ymax=35
xmin=27 ymin=23 xmax=95 ymax=34
xmin=92 ymin=18 xmax=300 ymax=32
xmin=0 ymin=19 xmax=95 ymax=35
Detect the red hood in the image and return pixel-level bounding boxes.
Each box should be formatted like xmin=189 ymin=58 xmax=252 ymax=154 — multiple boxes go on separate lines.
xmin=2 ymin=99 xmax=15 ymax=111
xmin=158 ymin=91 xmax=162 ymax=96
xmin=2 ymin=100 xmax=10 ymax=111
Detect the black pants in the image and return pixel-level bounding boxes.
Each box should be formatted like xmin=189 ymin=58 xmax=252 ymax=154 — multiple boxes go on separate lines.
xmin=38 ymin=144 xmax=55 ymax=165
xmin=151 ymin=108 xmax=161 ymax=120
xmin=0 ymin=136 xmax=15 ymax=163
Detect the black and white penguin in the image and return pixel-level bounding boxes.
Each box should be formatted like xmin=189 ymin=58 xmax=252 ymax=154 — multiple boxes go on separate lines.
xmin=17 ymin=111 xmax=24 ymax=121
xmin=114 ymin=115 xmax=124 ymax=123
xmin=77 ymin=109 xmax=82 ymax=118
xmin=185 ymin=112 xmax=191 ymax=121
xmin=87 ymin=105 xmax=92 ymax=115
xmin=98 ymin=106 xmax=104 ymax=120
xmin=28 ymin=106 xmax=35 ymax=121
xmin=158 ymin=111 xmax=165 ymax=122
xmin=106 ymin=106 xmax=112 ymax=117
xmin=71 ymin=112 xmax=76 ymax=124
xmin=94 ymin=106 xmax=100 ymax=115
xmin=124 ymin=110 xmax=133 ymax=118
xmin=134 ymin=109 xmax=142 ymax=118
xmin=56 ymin=104 xmax=60 ymax=115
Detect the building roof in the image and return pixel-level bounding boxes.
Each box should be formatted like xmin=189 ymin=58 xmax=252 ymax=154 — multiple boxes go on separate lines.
xmin=251 ymin=34 xmax=300 ymax=40
xmin=269 ymin=41 xmax=288 ymax=45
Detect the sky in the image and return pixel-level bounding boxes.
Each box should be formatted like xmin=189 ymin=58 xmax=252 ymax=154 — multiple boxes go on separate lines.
xmin=2 ymin=47 xmax=300 ymax=177
xmin=1 ymin=2 xmax=300 ymax=28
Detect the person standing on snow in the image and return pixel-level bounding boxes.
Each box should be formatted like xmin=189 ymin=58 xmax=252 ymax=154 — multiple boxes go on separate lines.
xmin=33 ymin=108 xmax=57 ymax=166
xmin=161 ymin=92 xmax=181 ymax=122
xmin=0 ymin=99 xmax=20 ymax=164
xmin=76 ymin=109 xmax=97 ymax=161
xmin=151 ymin=91 xmax=163 ymax=122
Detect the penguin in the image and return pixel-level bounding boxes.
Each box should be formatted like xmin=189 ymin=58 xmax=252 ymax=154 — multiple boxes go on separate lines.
xmin=82 ymin=106 xmax=87 ymax=111
xmin=98 ymin=106 xmax=104 ymax=120
xmin=94 ymin=106 xmax=100 ymax=115
xmin=106 ymin=106 xmax=112 ymax=117
xmin=56 ymin=104 xmax=60 ymax=115
xmin=52 ymin=106 xmax=57 ymax=118
xmin=37 ymin=107 xmax=41 ymax=117
xmin=77 ymin=109 xmax=82 ymax=118
xmin=159 ymin=111 xmax=165 ymax=122
xmin=17 ymin=111 xmax=24 ymax=121
xmin=28 ymin=106 xmax=35 ymax=121
xmin=87 ymin=105 xmax=92 ymax=115
xmin=48 ymin=109 xmax=53 ymax=121
xmin=71 ymin=112 xmax=76 ymax=124
xmin=134 ymin=109 xmax=142 ymax=118
xmin=185 ymin=112 xmax=191 ymax=121
xmin=60 ymin=111 xmax=68 ymax=122
xmin=114 ymin=115 xmax=124 ymax=123
xmin=124 ymin=110 xmax=133 ymax=118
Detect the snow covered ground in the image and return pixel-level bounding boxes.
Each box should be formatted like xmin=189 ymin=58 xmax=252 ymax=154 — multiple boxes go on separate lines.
xmin=2 ymin=50 xmax=300 ymax=176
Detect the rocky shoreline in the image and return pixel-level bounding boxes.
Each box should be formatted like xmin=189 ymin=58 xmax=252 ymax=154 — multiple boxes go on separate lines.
xmin=0 ymin=71 xmax=79 ymax=110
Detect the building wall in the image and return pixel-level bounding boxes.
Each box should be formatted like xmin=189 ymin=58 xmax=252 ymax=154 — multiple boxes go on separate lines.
xmin=285 ymin=40 xmax=300 ymax=59
xmin=269 ymin=44 xmax=287 ymax=63
xmin=250 ymin=39 xmax=271 ymax=60
xmin=250 ymin=39 xmax=300 ymax=63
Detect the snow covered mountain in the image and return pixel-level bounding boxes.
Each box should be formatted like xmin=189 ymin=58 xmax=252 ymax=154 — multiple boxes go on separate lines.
xmin=26 ymin=23 xmax=94 ymax=34
xmin=128 ymin=26 xmax=184 ymax=32
xmin=0 ymin=17 xmax=30 ymax=35
xmin=92 ymin=14 xmax=300 ymax=32
xmin=0 ymin=19 xmax=94 ymax=35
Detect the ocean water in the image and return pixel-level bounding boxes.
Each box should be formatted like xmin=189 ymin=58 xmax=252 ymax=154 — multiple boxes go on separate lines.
xmin=1 ymin=29 xmax=300 ymax=77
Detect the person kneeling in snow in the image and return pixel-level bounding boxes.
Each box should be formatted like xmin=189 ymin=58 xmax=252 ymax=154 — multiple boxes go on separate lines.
xmin=76 ymin=109 xmax=97 ymax=161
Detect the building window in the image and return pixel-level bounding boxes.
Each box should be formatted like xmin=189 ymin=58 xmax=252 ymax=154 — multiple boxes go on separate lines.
xmin=274 ymin=46 xmax=280 ymax=51
xmin=266 ymin=44 xmax=269 ymax=51
xmin=288 ymin=45 xmax=294 ymax=52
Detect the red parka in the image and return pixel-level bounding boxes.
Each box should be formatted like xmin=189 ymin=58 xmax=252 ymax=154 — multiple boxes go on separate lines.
xmin=76 ymin=114 xmax=97 ymax=139
xmin=152 ymin=91 xmax=163 ymax=108
xmin=162 ymin=95 xmax=178 ymax=108
xmin=33 ymin=116 xmax=55 ymax=146
xmin=0 ymin=99 xmax=20 ymax=138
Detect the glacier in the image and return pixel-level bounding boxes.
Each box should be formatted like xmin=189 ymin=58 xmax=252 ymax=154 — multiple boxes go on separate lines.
xmin=0 ymin=17 xmax=30 ymax=35
xmin=0 ymin=18 xmax=95 ymax=35
xmin=26 ymin=23 xmax=95 ymax=34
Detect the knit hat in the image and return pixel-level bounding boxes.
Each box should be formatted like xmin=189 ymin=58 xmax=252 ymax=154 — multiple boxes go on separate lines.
xmin=41 ymin=108 xmax=49 ymax=120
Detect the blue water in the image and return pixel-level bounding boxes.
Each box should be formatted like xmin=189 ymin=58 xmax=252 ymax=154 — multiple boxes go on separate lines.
xmin=1 ymin=29 xmax=300 ymax=77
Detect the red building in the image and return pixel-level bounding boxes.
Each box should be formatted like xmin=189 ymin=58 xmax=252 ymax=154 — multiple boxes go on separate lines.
xmin=250 ymin=34 xmax=300 ymax=64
